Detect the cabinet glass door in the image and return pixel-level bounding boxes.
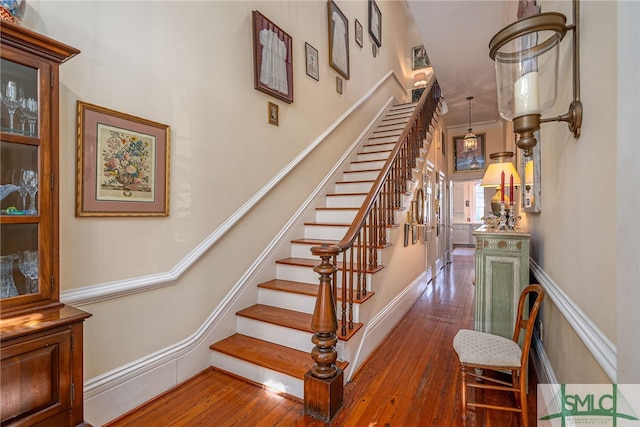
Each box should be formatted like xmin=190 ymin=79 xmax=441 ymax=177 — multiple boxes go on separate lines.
xmin=0 ymin=57 xmax=44 ymax=301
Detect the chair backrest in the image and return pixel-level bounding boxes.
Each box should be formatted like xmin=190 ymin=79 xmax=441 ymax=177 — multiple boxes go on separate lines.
xmin=512 ymin=284 xmax=545 ymax=367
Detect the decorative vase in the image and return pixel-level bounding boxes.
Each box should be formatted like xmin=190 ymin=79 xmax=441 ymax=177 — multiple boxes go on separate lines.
xmin=0 ymin=0 xmax=25 ymax=24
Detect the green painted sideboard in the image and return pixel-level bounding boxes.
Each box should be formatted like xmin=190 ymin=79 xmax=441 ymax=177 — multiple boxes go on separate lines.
xmin=472 ymin=225 xmax=530 ymax=339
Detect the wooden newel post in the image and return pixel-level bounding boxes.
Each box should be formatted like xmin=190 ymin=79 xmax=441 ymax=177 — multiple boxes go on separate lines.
xmin=304 ymin=244 xmax=344 ymax=422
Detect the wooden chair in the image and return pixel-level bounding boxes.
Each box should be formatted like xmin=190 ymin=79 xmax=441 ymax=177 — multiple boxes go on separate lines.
xmin=452 ymin=284 xmax=545 ymax=426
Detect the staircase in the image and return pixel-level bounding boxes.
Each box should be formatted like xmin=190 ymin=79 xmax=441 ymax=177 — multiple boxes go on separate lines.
xmin=209 ymin=102 xmax=419 ymax=399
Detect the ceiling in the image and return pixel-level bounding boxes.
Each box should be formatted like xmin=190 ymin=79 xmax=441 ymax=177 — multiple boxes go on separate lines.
xmin=406 ymin=1 xmax=517 ymax=129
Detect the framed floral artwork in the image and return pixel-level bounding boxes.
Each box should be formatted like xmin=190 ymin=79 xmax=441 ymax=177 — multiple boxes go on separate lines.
xmin=76 ymin=101 xmax=170 ymax=216
xmin=252 ymin=10 xmax=294 ymax=103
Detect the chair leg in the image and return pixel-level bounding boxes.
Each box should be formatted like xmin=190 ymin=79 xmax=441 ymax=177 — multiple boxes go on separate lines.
xmin=460 ymin=365 xmax=468 ymax=420
xmin=519 ymin=369 xmax=528 ymax=427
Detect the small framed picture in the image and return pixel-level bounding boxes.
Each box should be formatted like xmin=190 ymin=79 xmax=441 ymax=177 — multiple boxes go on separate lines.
xmin=268 ymin=102 xmax=279 ymax=126
xmin=336 ymin=76 xmax=343 ymax=94
xmin=412 ymin=44 xmax=430 ymax=69
xmin=305 ymin=42 xmax=319 ymax=81
xmin=355 ymin=19 xmax=363 ymax=48
xmin=368 ymin=0 xmax=382 ymax=47
xmin=453 ymin=133 xmax=486 ymax=172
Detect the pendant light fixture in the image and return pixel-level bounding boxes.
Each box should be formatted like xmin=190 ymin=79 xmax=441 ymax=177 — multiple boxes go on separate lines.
xmin=463 ymin=96 xmax=478 ymax=152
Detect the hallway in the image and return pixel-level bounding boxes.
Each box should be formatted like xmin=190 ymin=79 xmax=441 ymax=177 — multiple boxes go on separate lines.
xmin=107 ymin=252 xmax=537 ymax=426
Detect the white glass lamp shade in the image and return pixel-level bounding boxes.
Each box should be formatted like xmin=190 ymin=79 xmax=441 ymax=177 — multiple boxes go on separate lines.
xmin=480 ymin=162 xmax=521 ymax=187
xmin=413 ymin=72 xmax=428 ymax=87
xmin=490 ymin=13 xmax=568 ymax=121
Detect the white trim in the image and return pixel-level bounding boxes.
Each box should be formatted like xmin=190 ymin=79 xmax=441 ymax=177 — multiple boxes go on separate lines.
xmin=81 ymin=77 xmax=405 ymax=425
xmin=532 ymin=335 xmax=558 ymax=385
xmin=347 ymin=272 xmax=430 ymax=380
xmin=62 ymin=70 xmax=404 ymax=307
xmin=530 ymin=259 xmax=617 ymax=382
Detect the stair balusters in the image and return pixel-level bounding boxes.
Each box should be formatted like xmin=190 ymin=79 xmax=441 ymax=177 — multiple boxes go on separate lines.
xmin=305 ymin=78 xmax=441 ymax=421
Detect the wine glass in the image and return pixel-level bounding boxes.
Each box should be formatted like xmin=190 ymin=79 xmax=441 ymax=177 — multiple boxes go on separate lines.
xmin=21 ymin=97 xmax=38 ymax=135
xmin=18 ymin=250 xmax=38 ymax=294
xmin=23 ymin=169 xmax=38 ymax=214
xmin=1 ymin=81 xmax=23 ymax=131
xmin=11 ymin=169 xmax=28 ymax=211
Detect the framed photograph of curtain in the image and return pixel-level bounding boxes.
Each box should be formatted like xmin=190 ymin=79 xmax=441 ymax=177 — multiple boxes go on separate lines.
xmin=453 ymin=133 xmax=486 ymax=172
xmin=368 ymin=0 xmax=382 ymax=47
xmin=76 ymin=101 xmax=170 ymax=217
xmin=252 ymin=10 xmax=294 ymax=104
xmin=328 ymin=1 xmax=349 ymax=79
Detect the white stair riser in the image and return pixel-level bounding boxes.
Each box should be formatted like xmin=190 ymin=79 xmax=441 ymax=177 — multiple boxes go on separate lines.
xmin=326 ymin=194 xmax=366 ymax=207
xmin=357 ymin=151 xmax=391 ymax=162
xmin=315 ymin=208 xmax=358 ymax=223
xmin=334 ymin=181 xmax=374 ymax=194
xmin=211 ymin=352 xmax=304 ymax=399
xmin=257 ymin=288 xmax=363 ymax=323
xmin=342 ymin=170 xmax=379 ymax=182
xmin=362 ymin=142 xmax=395 ymax=153
xmin=237 ymin=317 xmax=314 ymax=352
xmin=372 ymin=130 xmax=402 ymax=139
xmin=276 ymin=264 xmax=373 ymax=289
xmin=291 ymin=243 xmax=384 ymax=263
xmin=381 ymin=118 xmax=410 ymax=126
xmin=350 ymin=160 xmax=386 ymax=171
xmin=377 ymin=124 xmax=406 ymax=132
xmin=367 ymin=135 xmax=398 ymax=144
xmin=304 ymin=224 xmax=348 ymax=240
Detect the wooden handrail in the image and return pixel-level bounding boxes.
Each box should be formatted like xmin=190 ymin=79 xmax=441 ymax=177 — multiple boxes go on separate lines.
xmin=308 ymin=75 xmax=441 ymax=382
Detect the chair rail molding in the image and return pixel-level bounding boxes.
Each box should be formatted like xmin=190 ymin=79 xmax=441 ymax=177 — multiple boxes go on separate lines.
xmin=62 ymin=70 xmax=405 ymax=307
xmin=530 ymin=259 xmax=617 ymax=382
xmin=80 ymin=76 xmax=406 ymax=425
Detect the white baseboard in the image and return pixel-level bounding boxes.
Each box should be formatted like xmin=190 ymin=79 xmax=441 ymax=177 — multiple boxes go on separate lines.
xmin=531 ymin=335 xmax=558 ymax=385
xmin=347 ymin=272 xmax=430 ymax=380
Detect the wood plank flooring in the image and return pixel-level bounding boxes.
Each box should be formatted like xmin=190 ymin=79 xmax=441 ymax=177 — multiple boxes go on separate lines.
xmin=106 ymin=250 xmax=538 ymax=426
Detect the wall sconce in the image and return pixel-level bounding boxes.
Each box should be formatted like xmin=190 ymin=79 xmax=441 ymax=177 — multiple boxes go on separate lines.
xmin=481 ymin=151 xmax=521 ymax=213
xmin=488 ymin=0 xmax=582 ymax=157
xmin=413 ymin=72 xmax=428 ymax=87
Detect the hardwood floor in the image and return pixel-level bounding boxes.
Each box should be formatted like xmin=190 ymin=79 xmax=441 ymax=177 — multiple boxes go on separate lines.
xmin=106 ymin=251 xmax=538 ymax=427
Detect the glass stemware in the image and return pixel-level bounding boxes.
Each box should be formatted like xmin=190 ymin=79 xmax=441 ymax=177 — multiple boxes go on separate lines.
xmin=18 ymin=250 xmax=38 ymax=294
xmin=1 ymin=81 xmax=23 ymax=131
xmin=21 ymin=97 xmax=38 ymax=135
xmin=11 ymin=168 xmax=28 ymax=211
xmin=23 ymin=169 xmax=38 ymax=214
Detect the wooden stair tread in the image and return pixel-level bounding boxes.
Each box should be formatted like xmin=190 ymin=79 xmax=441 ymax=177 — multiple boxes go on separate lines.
xmin=335 ymin=179 xmax=375 ymax=184
xmin=236 ymin=304 xmax=363 ymax=340
xmin=210 ymin=334 xmax=347 ymax=380
xmin=343 ymin=168 xmax=381 ymax=174
xmin=275 ymin=257 xmax=385 ymax=274
xmin=257 ymin=279 xmax=375 ymax=304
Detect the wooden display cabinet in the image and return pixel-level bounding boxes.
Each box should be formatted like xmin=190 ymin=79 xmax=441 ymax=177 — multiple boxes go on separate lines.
xmin=1 ymin=21 xmax=91 ymax=426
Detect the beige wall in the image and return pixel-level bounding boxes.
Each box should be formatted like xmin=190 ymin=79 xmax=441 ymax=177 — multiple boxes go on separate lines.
xmin=525 ymin=0 xmax=618 ymax=382
xmin=22 ymin=1 xmax=424 ymax=380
